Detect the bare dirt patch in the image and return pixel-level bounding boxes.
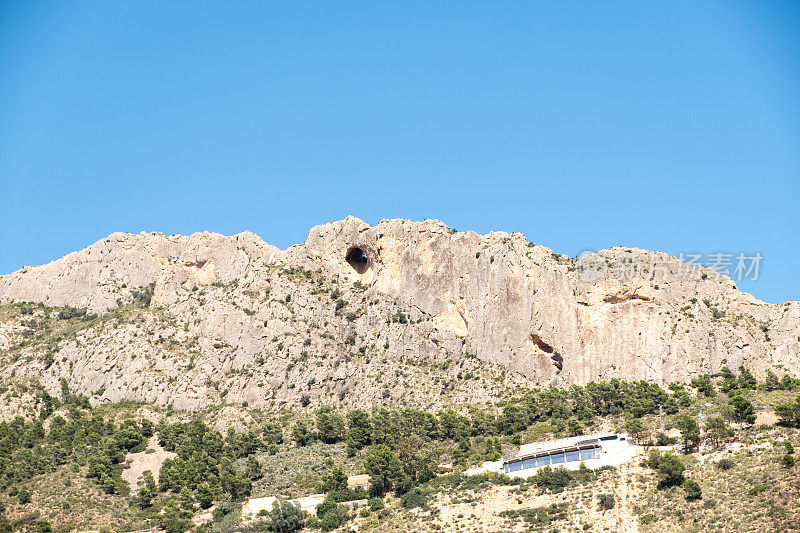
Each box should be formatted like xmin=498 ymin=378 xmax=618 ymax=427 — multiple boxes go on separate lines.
xmin=122 ymin=435 xmax=176 ymax=491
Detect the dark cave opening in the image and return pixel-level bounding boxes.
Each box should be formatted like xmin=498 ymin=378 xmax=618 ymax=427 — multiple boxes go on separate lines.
xmin=345 ymin=247 xmax=369 ymax=274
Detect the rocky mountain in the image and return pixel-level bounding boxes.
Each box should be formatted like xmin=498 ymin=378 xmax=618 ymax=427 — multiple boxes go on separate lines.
xmin=0 ymin=217 xmax=797 ymax=412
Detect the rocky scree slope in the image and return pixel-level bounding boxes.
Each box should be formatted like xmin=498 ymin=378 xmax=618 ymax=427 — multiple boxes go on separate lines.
xmin=0 ymin=217 xmax=797 ymax=412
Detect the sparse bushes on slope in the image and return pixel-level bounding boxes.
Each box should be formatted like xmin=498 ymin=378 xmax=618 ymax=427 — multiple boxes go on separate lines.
xmin=2 ymin=363 xmax=796 ymax=532
xmin=500 ymin=503 xmax=569 ymax=526
xmin=131 ymin=282 xmax=155 ymax=307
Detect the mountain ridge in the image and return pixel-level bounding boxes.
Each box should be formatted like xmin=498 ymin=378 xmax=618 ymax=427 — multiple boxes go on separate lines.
xmin=0 ymin=217 xmax=797 ymax=413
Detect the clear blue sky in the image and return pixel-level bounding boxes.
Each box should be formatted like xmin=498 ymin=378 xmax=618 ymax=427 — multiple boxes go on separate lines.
xmin=1 ymin=2 xmax=798 ymax=303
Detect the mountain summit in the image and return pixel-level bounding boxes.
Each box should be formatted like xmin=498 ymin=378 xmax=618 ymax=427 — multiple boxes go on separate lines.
xmin=1 ymin=217 xmax=797 ymax=411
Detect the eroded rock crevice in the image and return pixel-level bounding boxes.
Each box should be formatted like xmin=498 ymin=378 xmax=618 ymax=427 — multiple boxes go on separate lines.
xmin=531 ymin=334 xmax=554 ymax=353
xmin=603 ymin=293 xmax=651 ymax=304
xmin=531 ymin=333 xmax=563 ymax=373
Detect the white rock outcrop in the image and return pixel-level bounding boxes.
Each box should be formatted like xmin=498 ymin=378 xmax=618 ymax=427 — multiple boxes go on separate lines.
xmin=0 ymin=217 xmax=797 ymax=410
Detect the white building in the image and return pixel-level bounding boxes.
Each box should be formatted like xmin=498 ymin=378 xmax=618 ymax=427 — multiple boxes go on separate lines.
xmin=241 ymin=474 xmax=371 ymax=518
xmin=467 ymin=433 xmax=637 ymax=478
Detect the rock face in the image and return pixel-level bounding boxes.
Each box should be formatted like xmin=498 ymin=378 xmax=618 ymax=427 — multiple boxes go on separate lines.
xmin=0 ymin=231 xmax=283 ymax=314
xmin=0 ymin=217 xmax=797 ymax=411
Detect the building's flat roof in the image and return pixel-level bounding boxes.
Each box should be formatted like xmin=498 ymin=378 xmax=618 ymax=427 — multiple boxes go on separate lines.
xmin=502 ymin=442 xmax=600 ymax=466
xmin=502 ymin=433 xmax=621 ymax=466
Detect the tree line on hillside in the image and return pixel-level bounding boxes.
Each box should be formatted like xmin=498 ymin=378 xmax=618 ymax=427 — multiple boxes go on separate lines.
xmin=0 ymin=379 xmax=151 ymax=496
xmin=0 ymin=380 xmax=281 ymax=533
xmin=294 ymin=379 xmax=680 ymax=454
xmin=295 ymin=366 xmax=799 ymax=455
xmin=0 ymin=367 xmax=798 ymax=533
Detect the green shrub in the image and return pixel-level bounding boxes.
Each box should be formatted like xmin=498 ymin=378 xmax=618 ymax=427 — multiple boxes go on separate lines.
xmin=131 ymin=283 xmax=155 ymax=306
xmin=655 ymin=432 xmax=677 ymax=446
xmin=640 ymin=513 xmax=657 ymax=525
xmin=266 ymin=499 xmax=305 ymax=532
xmin=530 ymin=466 xmax=576 ymax=493
xmin=292 ymin=419 xmax=314 ymax=446
xmin=159 ymin=497 xmax=193 ymax=533
xmin=57 ymin=306 xmax=87 ymax=320
xmin=346 ymin=409 xmax=372 ymax=453
xmin=316 ymin=407 xmax=345 ymax=444
xmin=213 ymin=501 xmax=235 ymax=521
xmin=597 ymin=493 xmax=615 ymax=510
xmin=730 ymin=394 xmax=756 ymax=424
xmin=567 ymin=417 xmax=584 ymax=436
xmin=646 ymin=451 xmax=685 ymax=488
xmin=775 ymin=397 xmax=800 ymax=427
xmin=368 ymin=497 xmax=385 ymax=512
xmin=715 ymin=458 xmax=735 ymax=471
xmin=691 ymin=374 xmax=715 ymax=397
xmin=780 ymin=454 xmax=795 ymax=468
xmin=625 ymin=419 xmax=648 ymax=444
xmin=683 ymin=479 xmax=702 ymax=500
xmin=318 ymin=503 xmax=347 ymax=532
xmin=391 ymin=310 xmax=408 ymax=324
xmin=429 ymin=472 xmax=513 ymax=493
xmin=400 ymin=487 xmax=431 ymax=509
xmin=673 ymin=413 xmax=700 ymax=451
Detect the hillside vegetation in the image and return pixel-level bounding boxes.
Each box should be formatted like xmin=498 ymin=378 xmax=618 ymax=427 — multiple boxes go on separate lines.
xmin=0 ymin=365 xmax=798 ymax=532
xmin=1 ymin=219 xmax=799 ymax=532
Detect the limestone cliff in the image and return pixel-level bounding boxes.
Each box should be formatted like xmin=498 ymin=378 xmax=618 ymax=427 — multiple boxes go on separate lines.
xmin=0 ymin=217 xmax=797 ymax=411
